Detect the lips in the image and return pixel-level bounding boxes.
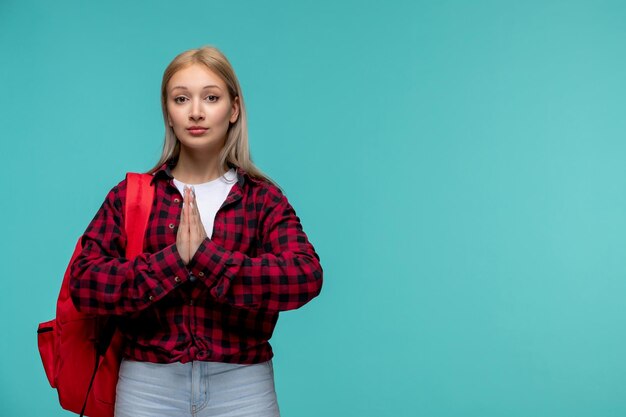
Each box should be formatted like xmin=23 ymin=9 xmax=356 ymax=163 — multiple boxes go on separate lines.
xmin=187 ymin=126 xmax=208 ymax=136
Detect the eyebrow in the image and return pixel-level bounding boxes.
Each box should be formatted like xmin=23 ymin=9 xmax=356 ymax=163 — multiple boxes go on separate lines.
xmin=170 ymin=85 xmax=222 ymax=91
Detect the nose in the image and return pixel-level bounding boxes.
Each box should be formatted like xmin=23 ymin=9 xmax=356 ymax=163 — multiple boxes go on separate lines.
xmin=189 ymin=99 xmax=205 ymax=121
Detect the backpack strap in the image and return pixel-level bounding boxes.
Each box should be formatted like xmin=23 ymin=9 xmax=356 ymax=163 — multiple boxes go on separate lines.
xmin=124 ymin=173 xmax=155 ymax=258
xmin=79 ymin=173 xmax=155 ymax=417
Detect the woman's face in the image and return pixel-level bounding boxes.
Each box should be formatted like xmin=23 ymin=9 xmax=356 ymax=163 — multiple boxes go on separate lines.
xmin=166 ymin=63 xmax=239 ymax=154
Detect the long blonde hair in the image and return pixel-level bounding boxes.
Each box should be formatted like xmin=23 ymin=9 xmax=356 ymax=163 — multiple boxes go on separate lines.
xmin=147 ymin=46 xmax=277 ymax=187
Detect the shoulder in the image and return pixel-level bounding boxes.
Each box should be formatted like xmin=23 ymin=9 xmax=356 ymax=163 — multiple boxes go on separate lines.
xmin=235 ymin=169 xmax=299 ymax=226
xmin=239 ymin=169 xmax=287 ymax=205
xmin=100 ymin=172 xmax=148 ymax=210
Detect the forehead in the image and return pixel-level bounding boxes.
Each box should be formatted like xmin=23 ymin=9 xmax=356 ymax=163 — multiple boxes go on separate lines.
xmin=167 ymin=63 xmax=227 ymax=91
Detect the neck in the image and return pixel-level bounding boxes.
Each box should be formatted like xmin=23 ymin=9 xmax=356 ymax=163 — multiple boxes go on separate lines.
xmin=171 ymin=147 xmax=228 ymax=184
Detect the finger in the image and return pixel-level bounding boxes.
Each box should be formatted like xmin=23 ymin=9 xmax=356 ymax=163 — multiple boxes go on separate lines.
xmin=188 ymin=187 xmax=197 ymax=226
xmin=191 ymin=188 xmax=207 ymax=238
xmin=182 ymin=187 xmax=188 ymax=218
xmin=176 ymin=188 xmax=188 ymax=263
xmin=191 ymin=187 xmax=202 ymax=219
xmin=190 ymin=189 xmax=202 ymax=229
xmin=184 ymin=186 xmax=192 ymax=261
xmin=184 ymin=187 xmax=192 ymax=227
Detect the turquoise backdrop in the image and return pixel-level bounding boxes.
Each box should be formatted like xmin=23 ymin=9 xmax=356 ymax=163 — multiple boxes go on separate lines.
xmin=2 ymin=0 xmax=626 ymax=416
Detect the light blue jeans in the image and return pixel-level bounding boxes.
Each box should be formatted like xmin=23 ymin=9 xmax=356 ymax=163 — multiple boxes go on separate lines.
xmin=114 ymin=358 xmax=280 ymax=417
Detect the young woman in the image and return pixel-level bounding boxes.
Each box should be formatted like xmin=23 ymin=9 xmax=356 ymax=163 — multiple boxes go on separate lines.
xmin=69 ymin=46 xmax=323 ymax=417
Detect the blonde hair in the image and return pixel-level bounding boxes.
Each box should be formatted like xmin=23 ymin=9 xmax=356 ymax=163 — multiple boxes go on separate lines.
xmin=147 ymin=46 xmax=278 ymax=187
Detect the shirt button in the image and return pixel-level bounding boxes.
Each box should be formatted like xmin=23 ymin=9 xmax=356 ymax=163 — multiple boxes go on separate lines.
xmin=148 ymin=295 xmax=153 ymax=301
xmin=174 ymin=276 xmax=180 ymax=283
xmin=198 ymin=271 xmax=204 ymax=277
xmin=168 ymin=223 xmax=175 ymax=229
xmin=189 ymin=274 xmax=197 ymax=283
xmin=174 ymin=198 xmax=180 ymax=203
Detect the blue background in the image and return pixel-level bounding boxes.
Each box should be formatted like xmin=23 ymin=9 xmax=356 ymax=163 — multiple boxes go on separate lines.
xmin=2 ymin=0 xmax=626 ymax=416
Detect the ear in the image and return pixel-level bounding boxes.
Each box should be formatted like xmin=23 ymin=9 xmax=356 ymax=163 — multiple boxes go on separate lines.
xmin=167 ymin=113 xmax=173 ymax=127
xmin=229 ymin=96 xmax=240 ymax=124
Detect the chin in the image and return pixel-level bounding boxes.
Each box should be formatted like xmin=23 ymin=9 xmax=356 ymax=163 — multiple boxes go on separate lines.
xmin=179 ymin=138 xmax=226 ymax=152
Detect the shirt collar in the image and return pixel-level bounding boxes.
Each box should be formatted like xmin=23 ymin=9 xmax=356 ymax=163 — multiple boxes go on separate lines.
xmin=151 ymin=158 xmax=247 ymax=188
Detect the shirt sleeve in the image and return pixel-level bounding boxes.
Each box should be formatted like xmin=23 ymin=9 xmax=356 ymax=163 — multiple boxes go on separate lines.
xmin=187 ymin=191 xmax=323 ymax=312
xmin=69 ymin=182 xmax=189 ymax=316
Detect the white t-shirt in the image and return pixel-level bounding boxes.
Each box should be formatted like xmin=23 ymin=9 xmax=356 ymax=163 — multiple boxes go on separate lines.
xmin=172 ymin=168 xmax=237 ymax=238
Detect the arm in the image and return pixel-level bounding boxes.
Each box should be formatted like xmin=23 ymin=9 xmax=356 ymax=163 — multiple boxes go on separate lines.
xmin=187 ymin=191 xmax=323 ymax=312
xmin=69 ymin=182 xmax=189 ymax=316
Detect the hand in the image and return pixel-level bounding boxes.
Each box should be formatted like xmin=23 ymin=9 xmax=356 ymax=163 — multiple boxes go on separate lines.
xmin=176 ymin=185 xmax=208 ymax=265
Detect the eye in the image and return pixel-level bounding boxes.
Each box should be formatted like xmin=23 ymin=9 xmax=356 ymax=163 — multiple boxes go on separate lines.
xmin=173 ymin=96 xmax=188 ymax=104
xmin=206 ymin=95 xmax=219 ymax=103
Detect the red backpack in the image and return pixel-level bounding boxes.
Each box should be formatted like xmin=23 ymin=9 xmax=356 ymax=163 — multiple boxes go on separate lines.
xmin=37 ymin=173 xmax=154 ymax=417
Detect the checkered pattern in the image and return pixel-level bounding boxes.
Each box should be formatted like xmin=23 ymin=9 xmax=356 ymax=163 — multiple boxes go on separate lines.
xmin=69 ymin=160 xmax=323 ymax=364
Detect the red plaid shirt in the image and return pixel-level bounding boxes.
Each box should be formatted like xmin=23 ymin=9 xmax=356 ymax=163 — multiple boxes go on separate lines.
xmin=69 ymin=160 xmax=323 ymax=364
